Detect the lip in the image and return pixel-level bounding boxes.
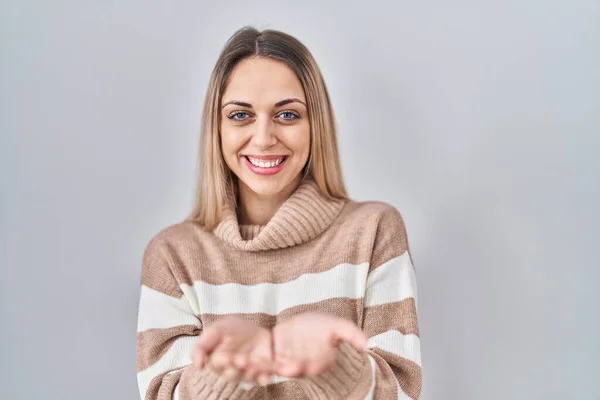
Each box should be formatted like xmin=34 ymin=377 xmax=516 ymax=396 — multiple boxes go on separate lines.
xmin=242 ymin=155 xmax=288 ymax=176
xmin=243 ymin=154 xmax=288 ymax=161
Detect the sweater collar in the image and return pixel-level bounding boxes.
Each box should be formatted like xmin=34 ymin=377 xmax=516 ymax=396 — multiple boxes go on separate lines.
xmin=213 ymin=178 xmax=346 ymax=251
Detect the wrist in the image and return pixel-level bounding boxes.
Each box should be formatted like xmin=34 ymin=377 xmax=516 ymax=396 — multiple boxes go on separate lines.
xmin=298 ymin=343 xmax=371 ymax=399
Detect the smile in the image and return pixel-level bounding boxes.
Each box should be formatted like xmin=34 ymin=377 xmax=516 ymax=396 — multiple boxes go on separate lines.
xmin=245 ymin=156 xmax=286 ymax=168
xmin=242 ymin=155 xmax=288 ymax=176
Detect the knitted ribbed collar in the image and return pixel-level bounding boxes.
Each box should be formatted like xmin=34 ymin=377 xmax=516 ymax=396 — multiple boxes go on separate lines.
xmin=213 ymin=178 xmax=346 ymax=251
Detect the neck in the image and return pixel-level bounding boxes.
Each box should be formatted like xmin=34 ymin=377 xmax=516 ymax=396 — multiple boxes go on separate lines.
xmin=237 ymin=175 xmax=302 ymax=226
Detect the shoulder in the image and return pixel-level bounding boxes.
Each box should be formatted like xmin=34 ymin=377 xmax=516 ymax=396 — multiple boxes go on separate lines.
xmin=140 ymin=220 xmax=208 ymax=294
xmin=339 ymin=199 xmax=407 ymax=235
xmin=339 ymin=200 xmax=410 ymax=266
xmin=144 ymin=220 xmax=206 ymax=253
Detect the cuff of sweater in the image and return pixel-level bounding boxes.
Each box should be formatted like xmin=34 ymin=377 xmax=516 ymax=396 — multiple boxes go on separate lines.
xmin=298 ymin=343 xmax=372 ymax=400
xmin=178 ymin=365 xmax=259 ymax=400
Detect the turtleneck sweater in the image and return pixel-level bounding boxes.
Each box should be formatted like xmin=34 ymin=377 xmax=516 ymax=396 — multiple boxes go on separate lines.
xmin=136 ymin=178 xmax=422 ymax=400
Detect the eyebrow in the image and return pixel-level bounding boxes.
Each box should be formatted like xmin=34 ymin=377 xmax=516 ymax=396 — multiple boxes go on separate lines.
xmin=221 ymin=98 xmax=307 ymax=109
xmin=275 ymin=98 xmax=306 ymax=107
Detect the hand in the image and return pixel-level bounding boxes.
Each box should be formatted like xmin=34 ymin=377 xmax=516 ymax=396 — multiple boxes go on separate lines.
xmin=272 ymin=312 xmax=368 ymax=378
xmin=192 ymin=316 xmax=273 ymax=385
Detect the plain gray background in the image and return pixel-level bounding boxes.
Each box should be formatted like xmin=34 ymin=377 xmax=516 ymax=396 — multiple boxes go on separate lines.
xmin=1 ymin=1 xmax=599 ymax=399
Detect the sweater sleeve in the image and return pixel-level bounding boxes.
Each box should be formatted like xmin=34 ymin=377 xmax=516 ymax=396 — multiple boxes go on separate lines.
xmin=299 ymin=206 xmax=422 ymax=400
xmin=136 ymin=236 xmax=258 ymax=400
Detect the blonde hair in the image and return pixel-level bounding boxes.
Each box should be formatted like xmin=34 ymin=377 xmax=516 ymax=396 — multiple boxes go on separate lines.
xmin=188 ymin=26 xmax=347 ymax=230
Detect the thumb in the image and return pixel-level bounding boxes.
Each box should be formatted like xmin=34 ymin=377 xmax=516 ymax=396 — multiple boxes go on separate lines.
xmin=331 ymin=320 xmax=368 ymax=351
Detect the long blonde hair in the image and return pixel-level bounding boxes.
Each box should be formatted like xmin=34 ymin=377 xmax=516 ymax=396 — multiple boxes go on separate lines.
xmin=188 ymin=26 xmax=347 ymax=230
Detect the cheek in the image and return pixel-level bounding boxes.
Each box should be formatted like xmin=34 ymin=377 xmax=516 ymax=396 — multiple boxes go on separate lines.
xmin=221 ymin=127 xmax=241 ymax=153
xmin=285 ymin=123 xmax=311 ymax=157
xmin=220 ymin=130 xmax=241 ymax=169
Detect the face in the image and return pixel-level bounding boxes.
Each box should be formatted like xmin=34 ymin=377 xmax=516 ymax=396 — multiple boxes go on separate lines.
xmin=220 ymin=57 xmax=310 ymax=199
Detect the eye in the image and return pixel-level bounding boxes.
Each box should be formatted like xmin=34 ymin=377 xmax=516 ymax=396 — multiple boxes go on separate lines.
xmin=277 ymin=111 xmax=300 ymax=121
xmin=228 ymin=111 xmax=250 ymax=121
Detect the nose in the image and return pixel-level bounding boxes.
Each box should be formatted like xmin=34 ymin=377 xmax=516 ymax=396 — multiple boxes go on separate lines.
xmin=250 ymin=116 xmax=277 ymax=149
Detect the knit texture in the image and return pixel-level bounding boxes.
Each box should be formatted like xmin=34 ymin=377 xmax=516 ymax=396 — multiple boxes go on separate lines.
xmin=136 ymin=178 xmax=422 ymax=400
xmin=214 ymin=179 xmax=345 ymax=251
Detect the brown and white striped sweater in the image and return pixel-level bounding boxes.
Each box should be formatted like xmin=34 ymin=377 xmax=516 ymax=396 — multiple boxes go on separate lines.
xmin=136 ymin=179 xmax=422 ymax=400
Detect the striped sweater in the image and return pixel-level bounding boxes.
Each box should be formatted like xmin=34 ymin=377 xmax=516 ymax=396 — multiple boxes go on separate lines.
xmin=136 ymin=179 xmax=422 ymax=399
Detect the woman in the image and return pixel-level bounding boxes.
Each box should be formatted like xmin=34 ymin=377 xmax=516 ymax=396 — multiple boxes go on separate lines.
xmin=136 ymin=26 xmax=422 ymax=400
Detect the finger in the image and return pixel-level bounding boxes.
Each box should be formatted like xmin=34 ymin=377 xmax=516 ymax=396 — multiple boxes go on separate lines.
xmin=241 ymin=366 xmax=258 ymax=383
xmin=273 ymin=350 xmax=293 ymax=372
xmin=273 ymin=337 xmax=298 ymax=375
xmin=210 ymin=341 xmax=236 ymax=371
xmin=233 ymin=353 xmax=249 ymax=369
xmin=275 ymin=337 xmax=305 ymax=377
xmin=257 ymin=372 xmax=272 ymax=386
xmin=222 ymin=366 xmax=242 ymax=382
xmin=276 ymin=359 xmax=304 ymax=377
xmin=195 ymin=326 xmax=225 ymax=355
xmin=210 ymin=350 xmax=234 ymax=371
xmin=331 ymin=320 xmax=368 ymax=351
xmin=192 ymin=345 xmax=206 ymax=369
xmin=249 ymin=340 xmax=273 ymax=374
xmin=274 ymin=348 xmax=291 ymax=362
xmin=209 ymin=334 xmax=238 ymax=368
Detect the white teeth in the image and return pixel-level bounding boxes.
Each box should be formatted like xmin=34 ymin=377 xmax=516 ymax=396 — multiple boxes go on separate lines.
xmin=247 ymin=157 xmax=284 ymax=168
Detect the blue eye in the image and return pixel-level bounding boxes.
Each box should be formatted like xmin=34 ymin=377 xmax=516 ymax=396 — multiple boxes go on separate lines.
xmin=278 ymin=111 xmax=298 ymax=120
xmin=230 ymin=112 xmax=249 ymax=121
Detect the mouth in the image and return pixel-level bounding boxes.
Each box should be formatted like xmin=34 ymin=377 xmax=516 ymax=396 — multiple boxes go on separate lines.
xmin=242 ymin=155 xmax=288 ymax=176
xmin=243 ymin=155 xmax=287 ymax=168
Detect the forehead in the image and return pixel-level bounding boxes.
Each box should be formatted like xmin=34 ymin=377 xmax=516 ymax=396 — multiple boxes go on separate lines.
xmin=222 ymin=57 xmax=306 ymax=105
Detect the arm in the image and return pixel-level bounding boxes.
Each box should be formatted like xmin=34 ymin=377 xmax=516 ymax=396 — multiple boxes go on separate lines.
xmin=136 ymin=237 xmax=258 ymax=400
xmin=300 ymin=207 xmax=422 ymax=399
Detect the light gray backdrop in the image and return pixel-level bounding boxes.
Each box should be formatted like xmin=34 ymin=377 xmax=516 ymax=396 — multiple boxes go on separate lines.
xmin=1 ymin=1 xmax=598 ymax=399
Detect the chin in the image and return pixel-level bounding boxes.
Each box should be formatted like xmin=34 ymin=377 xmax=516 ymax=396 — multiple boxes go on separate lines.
xmin=242 ymin=177 xmax=288 ymax=197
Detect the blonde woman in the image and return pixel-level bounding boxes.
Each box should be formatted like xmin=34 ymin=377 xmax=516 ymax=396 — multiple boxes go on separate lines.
xmin=136 ymin=27 xmax=422 ymax=400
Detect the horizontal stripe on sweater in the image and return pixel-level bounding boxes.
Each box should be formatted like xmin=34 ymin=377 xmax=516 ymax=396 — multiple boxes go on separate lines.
xmin=138 ymin=251 xmax=414 ymax=325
